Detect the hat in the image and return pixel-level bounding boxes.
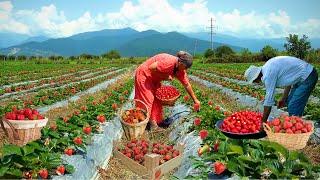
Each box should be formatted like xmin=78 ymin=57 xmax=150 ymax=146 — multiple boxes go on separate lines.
xmin=177 ymin=51 xmax=193 ymax=68
xmin=244 ymin=65 xmax=262 ymax=83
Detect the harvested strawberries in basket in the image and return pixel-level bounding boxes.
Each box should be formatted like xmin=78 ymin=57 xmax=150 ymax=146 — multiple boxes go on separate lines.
xmin=221 ymin=111 xmax=262 ymax=134
xmin=266 ymin=115 xmax=313 ymax=134
xmin=155 ymin=86 xmax=180 ymax=100
xmin=121 ymin=108 xmax=146 ymax=124
xmin=5 ymin=108 xmax=45 ymax=120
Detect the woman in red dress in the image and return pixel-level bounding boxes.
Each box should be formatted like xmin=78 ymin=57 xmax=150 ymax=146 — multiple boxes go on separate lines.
xmin=134 ymin=51 xmax=200 ymax=130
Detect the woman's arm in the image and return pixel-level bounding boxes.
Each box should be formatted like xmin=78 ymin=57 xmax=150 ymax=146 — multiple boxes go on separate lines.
xmin=185 ymin=83 xmax=200 ymax=104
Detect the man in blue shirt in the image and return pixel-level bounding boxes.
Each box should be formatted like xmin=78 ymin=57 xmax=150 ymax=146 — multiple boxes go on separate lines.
xmin=244 ymin=56 xmax=318 ymax=123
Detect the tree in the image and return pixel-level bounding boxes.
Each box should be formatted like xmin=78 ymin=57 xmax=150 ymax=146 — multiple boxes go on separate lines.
xmin=17 ymin=55 xmax=27 ymax=60
xmin=240 ymin=48 xmax=252 ymax=57
xmin=102 ymin=50 xmax=121 ymax=59
xmin=284 ymin=34 xmax=311 ymax=59
xmin=261 ymin=45 xmax=278 ymax=61
xmin=215 ymin=45 xmax=234 ymax=58
xmin=204 ymin=49 xmax=215 ymax=58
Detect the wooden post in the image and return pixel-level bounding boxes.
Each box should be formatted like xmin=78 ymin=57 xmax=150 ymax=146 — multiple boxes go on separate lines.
xmin=144 ymin=153 xmax=160 ymax=180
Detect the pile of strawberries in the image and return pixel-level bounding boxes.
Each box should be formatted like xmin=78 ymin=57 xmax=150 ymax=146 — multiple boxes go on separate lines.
xmin=5 ymin=107 xmax=45 ymax=120
xmin=118 ymin=139 xmax=180 ymax=165
xmin=221 ymin=111 xmax=262 ymax=134
xmin=266 ymin=115 xmax=313 ymax=134
xmin=155 ymin=86 xmax=180 ymax=100
xmin=121 ymin=108 xmax=146 ymax=124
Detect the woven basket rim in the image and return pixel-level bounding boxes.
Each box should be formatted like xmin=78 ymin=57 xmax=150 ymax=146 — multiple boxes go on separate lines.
xmin=119 ymin=99 xmax=150 ymax=127
xmin=263 ymin=120 xmax=314 ymax=135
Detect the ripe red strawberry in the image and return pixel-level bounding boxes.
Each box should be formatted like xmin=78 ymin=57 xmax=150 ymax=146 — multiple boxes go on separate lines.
xmin=112 ymin=103 xmax=118 ymax=111
xmin=5 ymin=112 xmax=17 ymax=120
xmin=213 ymin=162 xmax=226 ymax=175
xmin=17 ymin=114 xmax=25 ymax=120
xmin=155 ymin=169 xmax=161 ymax=179
xmin=50 ymin=123 xmax=57 ymax=131
xmin=97 ymin=114 xmax=106 ymax=123
xmin=63 ymin=117 xmax=69 ymax=123
xmin=172 ymin=150 xmax=180 ymax=157
xmin=125 ymin=153 xmax=132 ymax=158
xmin=56 ymin=165 xmax=65 ymax=175
xmin=27 ymin=114 xmax=38 ymax=120
xmin=184 ymin=95 xmax=190 ymax=102
xmin=199 ymin=129 xmax=208 ymax=139
xmin=193 ymin=103 xmax=200 ymax=112
xmin=80 ymin=105 xmax=87 ymax=112
xmin=295 ymin=122 xmax=303 ymax=130
xmin=17 ymin=109 xmax=25 ymax=115
xmin=24 ymin=108 xmax=33 ymax=117
xmin=73 ymin=137 xmax=82 ymax=145
xmin=32 ymin=109 xmax=39 ymax=115
xmin=64 ymin=148 xmax=74 ymax=156
xmin=37 ymin=114 xmax=45 ymax=120
xmin=214 ymin=142 xmax=219 ymax=152
xmin=286 ymin=129 xmax=294 ymax=134
xmin=38 ymin=169 xmax=48 ymax=179
xmin=215 ymin=106 xmax=220 ymax=111
xmin=164 ymin=154 xmax=172 ymax=161
xmin=83 ymin=126 xmax=92 ymax=134
xmin=283 ymin=121 xmax=293 ymax=129
xmin=306 ymin=123 xmax=313 ymax=132
xmin=272 ymin=118 xmax=280 ymax=126
xmin=194 ymin=118 xmax=201 ymax=126
xmin=208 ymin=101 xmax=213 ymax=106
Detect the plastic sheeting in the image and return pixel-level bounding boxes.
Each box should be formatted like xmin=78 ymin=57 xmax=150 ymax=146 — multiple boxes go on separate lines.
xmin=37 ymin=71 xmax=125 ymax=114
xmin=53 ymin=91 xmax=135 ymax=180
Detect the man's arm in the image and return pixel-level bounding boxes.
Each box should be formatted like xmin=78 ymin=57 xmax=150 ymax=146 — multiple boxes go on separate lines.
xmin=278 ymin=86 xmax=291 ymax=108
xmin=262 ymin=106 xmax=272 ymax=122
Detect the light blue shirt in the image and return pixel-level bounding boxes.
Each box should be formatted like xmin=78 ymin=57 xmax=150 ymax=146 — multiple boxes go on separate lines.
xmin=262 ymin=56 xmax=314 ymax=106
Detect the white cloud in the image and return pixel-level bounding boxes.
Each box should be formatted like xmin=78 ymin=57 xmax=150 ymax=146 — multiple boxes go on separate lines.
xmin=0 ymin=1 xmax=29 ymax=34
xmin=0 ymin=0 xmax=319 ymax=38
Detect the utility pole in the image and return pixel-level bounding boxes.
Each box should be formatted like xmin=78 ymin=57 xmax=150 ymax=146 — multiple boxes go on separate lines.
xmin=207 ymin=17 xmax=217 ymax=50
xmin=193 ymin=39 xmax=198 ymax=56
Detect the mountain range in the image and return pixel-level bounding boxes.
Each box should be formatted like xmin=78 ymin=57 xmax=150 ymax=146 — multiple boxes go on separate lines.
xmin=0 ymin=28 xmax=319 ymax=57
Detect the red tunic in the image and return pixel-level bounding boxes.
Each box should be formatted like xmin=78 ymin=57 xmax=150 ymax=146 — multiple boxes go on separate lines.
xmin=134 ymin=53 xmax=189 ymax=124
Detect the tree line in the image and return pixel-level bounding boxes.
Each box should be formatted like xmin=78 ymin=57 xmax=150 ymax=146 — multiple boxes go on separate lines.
xmin=0 ymin=50 xmax=121 ymax=61
xmin=202 ymin=34 xmax=320 ymax=63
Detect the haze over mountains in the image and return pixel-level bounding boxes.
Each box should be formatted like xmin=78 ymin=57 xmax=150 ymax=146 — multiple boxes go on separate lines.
xmin=0 ymin=28 xmax=319 ymax=57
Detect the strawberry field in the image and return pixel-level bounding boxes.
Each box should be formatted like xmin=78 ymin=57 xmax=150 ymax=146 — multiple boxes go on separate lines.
xmin=0 ymin=60 xmax=319 ymax=179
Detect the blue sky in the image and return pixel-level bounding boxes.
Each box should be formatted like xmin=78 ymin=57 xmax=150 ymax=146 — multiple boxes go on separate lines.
xmin=1 ymin=0 xmax=319 ymax=38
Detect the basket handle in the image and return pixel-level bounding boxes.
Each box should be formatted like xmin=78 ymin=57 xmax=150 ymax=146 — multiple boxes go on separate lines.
xmin=263 ymin=122 xmax=272 ymax=132
xmin=134 ymin=99 xmax=150 ymax=116
xmin=0 ymin=117 xmax=20 ymax=140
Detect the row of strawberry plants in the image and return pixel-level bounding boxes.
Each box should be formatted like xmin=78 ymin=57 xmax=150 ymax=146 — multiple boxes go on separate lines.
xmin=0 ymin=67 xmax=118 ymax=96
xmin=190 ymin=70 xmax=266 ymax=101
xmin=172 ymin=79 xmax=320 ymax=179
xmin=0 ymin=65 xmax=103 ymax=86
xmin=0 ymin=77 xmax=133 ymax=179
xmin=0 ymin=69 xmax=125 ymax=116
xmin=193 ymin=64 xmax=320 ymax=99
xmin=190 ymin=70 xmax=320 ymax=120
xmin=0 ymin=63 xmax=123 ymax=86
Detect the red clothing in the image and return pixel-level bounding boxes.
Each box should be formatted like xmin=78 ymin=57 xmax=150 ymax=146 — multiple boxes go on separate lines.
xmin=134 ymin=53 xmax=189 ymax=124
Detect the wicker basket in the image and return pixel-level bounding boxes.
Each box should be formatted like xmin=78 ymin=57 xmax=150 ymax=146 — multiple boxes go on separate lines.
xmin=119 ymin=99 xmax=150 ymax=140
xmin=157 ymin=95 xmax=180 ymax=106
xmin=263 ymin=121 xmax=314 ymax=150
xmin=1 ymin=117 xmax=48 ymax=146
